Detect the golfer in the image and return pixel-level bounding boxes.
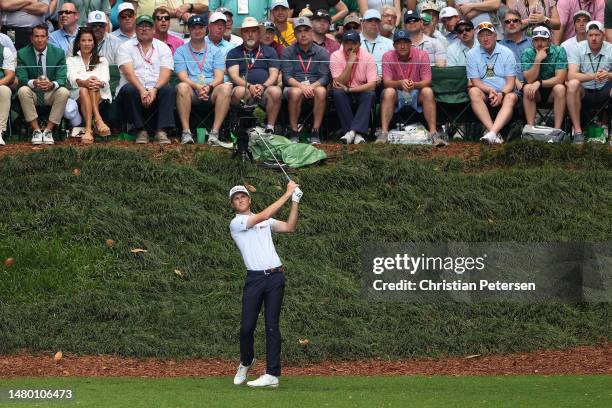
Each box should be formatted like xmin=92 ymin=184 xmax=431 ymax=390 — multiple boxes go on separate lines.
xmin=229 ymin=181 xmax=302 ymax=388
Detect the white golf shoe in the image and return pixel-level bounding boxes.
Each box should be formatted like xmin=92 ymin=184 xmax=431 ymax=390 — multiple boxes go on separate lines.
xmin=340 ymin=130 xmax=355 ymax=144
xmin=233 ymin=358 xmax=256 ymax=385
xmin=247 ymin=373 xmax=279 ymax=388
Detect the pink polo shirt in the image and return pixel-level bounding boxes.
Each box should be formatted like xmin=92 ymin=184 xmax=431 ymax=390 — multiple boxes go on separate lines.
xmin=381 ymin=48 xmax=431 ymax=83
xmin=330 ymin=47 xmax=377 ymax=87
xmin=156 ymin=33 xmax=185 ymax=55
xmin=557 ymin=0 xmax=604 ymax=42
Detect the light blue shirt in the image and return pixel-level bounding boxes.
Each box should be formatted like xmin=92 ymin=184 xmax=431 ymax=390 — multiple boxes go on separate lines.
xmin=174 ymin=40 xmax=225 ymax=85
xmin=466 ymin=43 xmax=516 ymax=92
xmin=205 ymin=36 xmax=233 ymax=82
xmin=569 ymin=40 xmax=612 ymax=90
xmin=360 ymin=33 xmax=394 ymax=76
xmin=499 ymin=35 xmax=532 ymax=81
xmin=447 ymin=41 xmax=473 ymax=67
xmin=49 ymin=28 xmax=78 ymax=55
xmin=111 ymin=29 xmax=136 ymax=43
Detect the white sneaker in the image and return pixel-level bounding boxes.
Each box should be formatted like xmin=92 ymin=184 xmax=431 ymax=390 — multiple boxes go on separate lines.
xmin=233 ymin=358 xmax=256 ymax=385
xmin=353 ymin=134 xmax=366 ymax=144
xmin=480 ymin=131 xmax=498 ymax=145
xmin=247 ymin=373 xmax=279 ymax=388
xmin=0 ymin=131 xmax=5 ymax=146
xmin=492 ymin=134 xmax=504 ymax=144
xmin=31 ymin=130 xmax=43 ymax=145
xmin=340 ymin=130 xmax=355 ymax=144
xmin=42 ymin=130 xmax=54 ymax=145
xmin=207 ymin=133 xmax=233 ymax=149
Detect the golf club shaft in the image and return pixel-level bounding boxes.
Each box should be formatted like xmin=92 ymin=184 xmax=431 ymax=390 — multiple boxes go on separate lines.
xmin=256 ymin=133 xmax=292 ymax=182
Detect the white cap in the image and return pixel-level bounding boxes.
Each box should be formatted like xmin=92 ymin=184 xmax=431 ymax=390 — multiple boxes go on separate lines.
xmin=586 ymin=20 xmax=604 ymax=32
xmin=240 ymin=16 xmax=260 ymax=30
xmin=229 ymin=185 xmax=250 ymax=200
xmin=532 ymin=26 xmax=551 ymax=39
xmin=209 ymin=11 xmax=227 ymax=23
xmin=439 ymin=7 xmax=459 ymax=19
xmin=271 ymin=0 xmax=289 ymax=9
xmin=87 ymin=10 xmax=106 ymax=24
xmin=118 ymin=2 xmax=135 ymax=14
xmin=363 ymin=9 xmax=381 ymax=20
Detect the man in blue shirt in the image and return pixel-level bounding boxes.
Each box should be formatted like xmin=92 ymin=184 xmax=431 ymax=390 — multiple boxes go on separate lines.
xmin=175 ymin=14 xmax=233 ymax=147
xmin=498 ymin=9 xmax=532 ymax=83
xmin=49 ymin=2 xmax=80 ymax=55
xmin=467 ymin=22 xmax=518 ymax=144
xmin=227 ymin=17 xmax=282 ymax=133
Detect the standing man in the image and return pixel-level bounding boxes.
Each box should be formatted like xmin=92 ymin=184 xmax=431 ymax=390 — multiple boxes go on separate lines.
xmin=115 ymin=15 xmax=176 ymax=144
xmin=88 ymin=10 xmax=123 ymax=66
xmin=16 ymin=24 xmax=70 ymax=146
xmin=49 ymin=2 xmax=80 ymax=55
xmin=230 ymin=181 xmax=302 ymax=388
xmin=112 ymin=2 xmax=137 ymax=42
xmin=556 ymin=0 xmax=604 ymax=43
xmin=561 ymin=10 xmax=592 ymax=56
xmin=0 ymin=0 xmax=51 ymax=50
xmin=446 ymin=19 xmax=475 ymax=67
xmin=153 ymin=7 xmax=184 ymax=54
xmin=0 ymin=32 xmax=15 ymax=146
xmin=311 ymin=9 xmax=340 ymax=53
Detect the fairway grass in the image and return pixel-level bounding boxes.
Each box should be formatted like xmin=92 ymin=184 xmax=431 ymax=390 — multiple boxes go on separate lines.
xmin=0 ymin=376 xmax=611 ymax=407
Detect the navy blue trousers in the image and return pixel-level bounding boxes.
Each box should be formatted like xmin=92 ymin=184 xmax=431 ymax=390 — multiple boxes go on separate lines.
xmin=117 ymin=83 xmax=176 ymax=130
xmin=240 ymin=271 xmax=285 ymax=377
xmin=332 ymin=90 xmax=375 ymax=134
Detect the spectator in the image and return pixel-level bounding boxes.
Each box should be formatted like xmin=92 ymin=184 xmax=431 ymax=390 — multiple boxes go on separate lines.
xmin=422 ymin=11 xmax=448 ymax=47
xmin=380 ymin=5 xmax=398 ymax=38
xmin=343 ymin=13 xmax=361 ymax=31
xmin=330 ymin=29 xmax=377 ymax=144
xmin=0 ymin=29 xmax=15 ymax=146
xmin=439 ymin=7 xmax=460 ymax=44
xmin=566 ymin=20 xmax=612 ymax=143
xmin=208 ymin=0 xmax=271 ymax=28
xmin=0 ymin=23 xmax=17 ymax=56
xmin=216 ymin=7 xmax=243 ymax=46
xmin=466 ymin=21 xmax=518 ymax=144
xmin=112 ymin=2 xmax=137 ymax=42
xmin=153 ymin=7 xmax=183 ymax=54
xmin=226 ymin=17 xmax=282 ymax=133
xmin=57 ymin=0 xmax=111 ymax=27
xmin=116 ymin=15 xmax=176 ymax=144
xmin=67 ymin=27 xmax=112 ymax=144
xmin=358 ymin=0 xmax=401 ymax=25
xmin=289 ymin=0 xmax=349 ymax=24
xmin=88 ymin=10 xmax=122 ymax=66
xmin=562 ymin=10 xmax=591 ymax=56
xmin=505 ymin=0 xmax=561 ymax=31
xmin=454 ymin=0 xmax=502 ymax=29
xmin=206 ymin=11 xmax=235 ymax=60
xmin=261 ymin=21 xmax=286 ymax=57
xmin=607 ymin=0 xmax=612 ymax=41
xmin=174 ymin=14 xmax=233 ymax=147
xmin=154 ymin=1 xmax=208 ymax=38
xmin=0 ymin=0 xmax=51 ymax=50
xmin=521 ymin=25 xmax=568 ymax=131
xmin=281 ymin=16 xmax=330 ymax=144
xmin=447 ymin=19 xmax=475 ymax=66
xmin=360 ymin=9 xmax=394 ymax=81
xmin=311 ymin=9 xmax=340 ymax=53
xmin=556 ymin=0 xmax=604 ymax=43
xmin=420 ymin=2 xmax=441 ymax=28
xmin=271 ymin=0 xmax=295 ymax=45
xmin=49 ymin=2 xmax=80 ymax=56
xmin=380 ymin=29 xmax=446 ymax=145
xmin=16 ymin=24 xmax=70 ymax=145
xmin=403 ymin=9 xmax=446 ymax=66
xmin=499 ymin=9 xmax=532 ymax=81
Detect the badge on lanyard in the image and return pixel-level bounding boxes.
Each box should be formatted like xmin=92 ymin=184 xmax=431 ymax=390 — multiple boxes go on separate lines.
xmin=485 ymin=64 xmax=495 ymax=77
xmin=197 ymin=74 xmax=206 ymax=84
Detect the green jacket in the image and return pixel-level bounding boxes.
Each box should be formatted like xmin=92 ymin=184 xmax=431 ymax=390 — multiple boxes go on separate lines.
xmin=16 ymin=43 xmax=67 ymax=87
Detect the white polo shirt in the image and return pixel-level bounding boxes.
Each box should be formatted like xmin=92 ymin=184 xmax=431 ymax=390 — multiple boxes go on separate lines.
xmin=116 ymin=37 xmax=174 ymax=93
xmin=230 ymin=214 xmax=282 ymax=271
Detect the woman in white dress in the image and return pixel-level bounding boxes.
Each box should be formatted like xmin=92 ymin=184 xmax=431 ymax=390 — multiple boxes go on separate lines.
xmin=67 ymin=27 xmax=112 ymax=144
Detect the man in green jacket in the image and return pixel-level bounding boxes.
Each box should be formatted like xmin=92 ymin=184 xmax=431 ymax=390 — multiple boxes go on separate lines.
xmin=16 ymin=24 xmax=70 ymax=145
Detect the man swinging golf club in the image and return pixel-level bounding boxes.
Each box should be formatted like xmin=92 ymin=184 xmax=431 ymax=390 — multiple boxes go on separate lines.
xmin=230 ymin=180 xmax=303 ymax=388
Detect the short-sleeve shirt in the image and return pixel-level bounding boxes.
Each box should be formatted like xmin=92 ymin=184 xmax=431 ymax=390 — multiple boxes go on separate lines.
xmin=175 ymin=41 xmax=225 ymax=85
xmin=1 ymin=0 xmax=49 ymax=27
xmin=360 ymin=34 xmax=394 ymax=76
xmin=281 ymin=42 xmax=330 ymax=85
xmin=557 ymin=0 xmax=605 ymax=42
xmin=49 ymin=28 xmax=78 ymax=56
xmin=116 ymin=38 xmax=174 ymax=93
xmin=447 ymin=41 xmax=473 ymax=67
xmin=275 ymin=22 xmax=295 ymax=46
xmin=156 ymin=33 xmax=185 ymax=55
xmin=97 ymin=33 xmax=123 ymax=66
xmin=521 ymin=44 xmax=568 ymax=81
xmin=568 ymin=40 xmax=612 ymax=89
xmin=1 ymin=47 xmax=16 ymax=72
xmin=466 ymin=43 xmax=517 ymax=91
xmin=58 ymin=0 xmax=111 ymax=26
xmin=226 ymin=44 xmax=280 ymax=85
xmin=412 ymin=35 xmax=446 ymax=66
xmin=230 ymin=214 xmax=282 ymax=271
xmin=561 ymin=36 xmax=580 ymax=58
xmin=381 ymin=48 xmax=431 ymax=83
xmin=329 ymin=46 xmax=378 ymax=87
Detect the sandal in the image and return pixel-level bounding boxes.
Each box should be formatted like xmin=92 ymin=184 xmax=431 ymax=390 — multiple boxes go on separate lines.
xmin=82 ymin=130 xmax=94 ymax=145
xmin=94 ymin=118 xmax=111 ymax=137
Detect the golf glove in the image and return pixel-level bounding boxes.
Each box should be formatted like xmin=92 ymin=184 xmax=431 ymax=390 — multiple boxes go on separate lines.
xmin=292 ymin=187 xmax=303 ymax=203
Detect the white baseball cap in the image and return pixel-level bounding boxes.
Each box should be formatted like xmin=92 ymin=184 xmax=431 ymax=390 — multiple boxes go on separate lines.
xmin=363 ymin=9 xmax=381 ymax=20
xmin=586 ymin=20 xmax=604 ymax=33
xmin=239 ymin=16 xmax=260 ymax=30
xmin=271 ymin=0 xmax=289 ymax=9
xmin=229 ymin=185 xmax=250 ymax=200
xmin=209 ymin=11 xmax=227 ymax=23
xmin=118 ymin=2 xmax=135 ymax=14
xmin=439 ymin=7 xmax=459 ymax=19
xmin=532 ymin=26 xmax=551 ymax=39
xmin=87 ymin=10 xmax=106 ymax=24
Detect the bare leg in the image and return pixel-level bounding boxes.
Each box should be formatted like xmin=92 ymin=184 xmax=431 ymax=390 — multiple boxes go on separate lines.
xmin=419 ymin=87 xmax=437 ymax=133
xmin=490 ymin=93 xmax=518 ymax=134
xmin=176 ymin=82 xmax=193 ymax=132
xmin=380 ymin=88 xmax=397 ymax=133
xmin=551 ymin=84 xmax=566 ymax=129
xmin=79 ymin=87 xmax=93 ymax=132
xmin=468 ymin=87 xmax=495 ymax=132
xmin=264 ymin=86 xmax=282 ymax=127
xmin=210 ymin=83 xmax=232 ymax=132
xmin=523 ymin=84 xmax=538 ymax=126
xmin=566 ymin=79 xmax=583 ymax=133
xmin=312 ymin=87 xmax=327 ymax=131
xmin=287 ymin=88 xmax=304 ymax=131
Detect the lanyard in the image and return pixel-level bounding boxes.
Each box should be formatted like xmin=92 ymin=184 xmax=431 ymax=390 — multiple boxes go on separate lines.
xmin=188 ymin=43 xmax=208 ymax=74
xmin=588 ymin=53 xmax=603 ymax=72
xmin=244 ymin=47 xmax=262 ymax=71
xmin=137 ymin=44 xmax=155 ymax=65
xmin=297 ymin=53 xmax=313 ymax=75
xmin=396 ymin=51 xmax=413 ymax=81
xmin=364 ymin=40 xmax=377 ymax=55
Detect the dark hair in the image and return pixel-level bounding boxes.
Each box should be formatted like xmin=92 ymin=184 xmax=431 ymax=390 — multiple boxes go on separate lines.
xmin=72 ymin=27 xmax=101 ymax=71
xmin=31 ymin=24 xmax=49 ymax=35
xmin=153 ymin=7 xmax=170 ymax=19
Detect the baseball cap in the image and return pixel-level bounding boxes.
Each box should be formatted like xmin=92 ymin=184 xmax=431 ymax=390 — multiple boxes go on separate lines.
xmin=439 ymin=7 xmax=459 ymax=19
xmin=455 ymin=19 xmax=474 ymax=29
xmin=343 ymin=14 xmax=361 ymax=27
xmin=363 ymin=9 xmax=382 ymax=21
xmin=476 ymin=21 xmax=496 ymax=34
xmin=573 ymin=10 xmax=592 ymax=22
xmin=118 ymin=2 xmax=135 ymax=14
xmin=404 ymin=10 xmax=421 ymax=23
xmin=87 ymin=10 xmax=106 ymax=24
xmin=188 ymin=14 xmax=208 ymax=27
xmin=422 ymin=13 xmax=432 ymax=24
xmin=215 ymin=7 xmax=233 ymax=16
xmin=586 ymin=20 xmax=604 ymax=32
xmin=312 ymin=9 xmax=331 ymax=22
xmin=294 ymin=16 xmax=312 ymax=29
xmin=532 ymin=25 xmax=551 ymax=39
xmin=260 ymin=20 xmax=277 ymax=31
xmin=420 ymin=1 xmax=440 ymax=12
xmin=229 ymin=185 xmax=250 ymax=200
xmin=393 ymin=29 xmax=412 ymax=43
xmin=240 ymin=16 xmax=260 ymax=30
xmin=270 ymin=0 xmax=289 ymax=9
xmin=136 ymin=15 xmax=154 ymax=26
xmin=209 ymin=11 xmax=227 ymax=23
xmin=342 ymin=29 xmax=360 ymax=43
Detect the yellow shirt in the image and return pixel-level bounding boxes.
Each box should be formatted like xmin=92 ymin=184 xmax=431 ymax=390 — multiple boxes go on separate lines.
xmin=274 ymin=22 xmax=295 ymax=46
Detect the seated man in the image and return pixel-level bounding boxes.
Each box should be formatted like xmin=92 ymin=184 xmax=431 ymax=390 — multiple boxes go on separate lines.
xmin=88 ymin=10 xmax=123 ymax=66
xmin=311 ymin=9 xmax=340 ymax=54
xmin=521 ymin=26 xmax=568 ymax=133
xmin=16 ymin=24 xmax=70 ymax=145
xmin=567 ymin=21 xmax=612 ymax=144
xmin=446 ymin=19 xmax=475 ymax=67
xmin=380 ymin=29 xmax=446 ymax=146
xmin=466 ymin=22 xmax=518 ymax=144
xmin=561 ymin=10 xmax=591 ymax=57
xmin=260 ymin=21 xmax=286 ymax=58
xmin=112 ymin=3 xmax=137 ymax=42
xmin=153 ymin=7 xmax=184 ymax=55
xmin=174 ymin=14 xmax=233 ymax=147
xmin=360 ymin=9 xmax=394 ymax=88
xmin=280 ymin=17 xmax=330 ymax=144
xmin=226 ymin=17 xmax=282 ymax=134
xmin=116 ymin=15 xmax=176 ymax=144
xmin=330 ymin=29 xmax=377 ymax=144
xmin=0 ymin=36 xmax=15 ymax=146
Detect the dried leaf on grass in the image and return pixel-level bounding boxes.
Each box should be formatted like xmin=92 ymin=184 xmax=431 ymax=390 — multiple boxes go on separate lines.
xmin=130 ymin=248 xmax=148 ymax=253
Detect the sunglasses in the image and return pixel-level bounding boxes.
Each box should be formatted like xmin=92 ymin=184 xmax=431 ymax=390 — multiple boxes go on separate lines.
xmin=58 ymin=10 xmax=76 ymax=15
xmin=156 ymin=15 xmax=171 ymax=21
xmin=120 ymin=12 xmax=135 ymax=19
xmin=456 ymin=27 xmax=473 ymax=34
xmin=504 ymin=18 xmax=520 ymax=24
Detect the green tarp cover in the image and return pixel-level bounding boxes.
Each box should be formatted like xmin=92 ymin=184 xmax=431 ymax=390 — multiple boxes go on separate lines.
xmin=250 ymin=134 xmax=327 ymax=168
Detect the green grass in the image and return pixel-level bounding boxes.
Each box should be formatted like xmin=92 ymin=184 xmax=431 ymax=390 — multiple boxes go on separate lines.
xmin=0 ymin=376 xmax=611 ymax=407
xmin=0 ymin=142 xmax=610 ymax=361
